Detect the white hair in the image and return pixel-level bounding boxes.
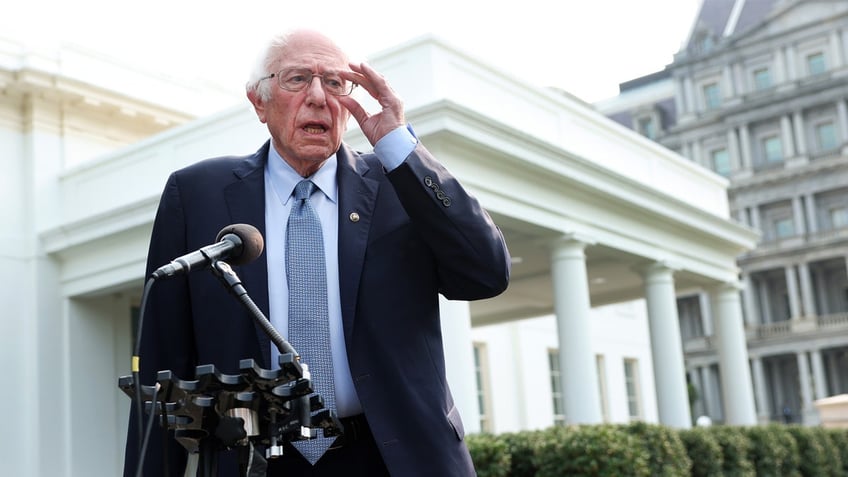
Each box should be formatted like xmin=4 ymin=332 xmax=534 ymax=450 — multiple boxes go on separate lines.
xmin=245 ymin=29 xmax=350 ymax=103
xmin=246 ymin=33 xmax=294 ymax=103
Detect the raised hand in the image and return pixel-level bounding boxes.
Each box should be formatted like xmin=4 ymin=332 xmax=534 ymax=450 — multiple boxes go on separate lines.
xmin=338 ymin=62 xmax=406 ymax=146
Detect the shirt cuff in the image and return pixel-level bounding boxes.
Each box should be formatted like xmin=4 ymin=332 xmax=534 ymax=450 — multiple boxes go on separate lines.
xmin=374 ymin=125 xmax=418 ymax=172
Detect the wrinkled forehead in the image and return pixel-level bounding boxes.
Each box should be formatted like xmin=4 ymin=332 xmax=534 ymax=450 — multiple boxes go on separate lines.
xmin=275 ymin=34 xmax=349 ymax=72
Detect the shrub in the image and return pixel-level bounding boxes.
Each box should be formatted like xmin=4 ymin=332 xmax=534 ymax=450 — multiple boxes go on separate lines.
xmin=624 ymin=421 xmax=692 ymax=477
xmin=706 ymin=425 xmax=755 ymax=477
xmin=744 ymin=424 xmax=800 ymax=477
xmin=824 ymin=428 xmax=848 ymax=476
xmin=678 ymin=427 xmax=724 ymax=477
xmin=500 ymin=430 xmax=544 ymax=477
xmin=787 ymin=425 xmax=844 ymax=477
xmin=467 ymin=433 xmax=511 ymax=477
xmin=535 ymin=424 xmax=650 ymax=477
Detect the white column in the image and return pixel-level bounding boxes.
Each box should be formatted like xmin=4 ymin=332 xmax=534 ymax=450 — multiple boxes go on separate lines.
xmin=781 ymin=115 xmax=797 ymax=157
xmin=640 ymin=263 xmax=692 ymax=428
xmin=838 ymin=99 xmax=848 ymax=149
xmin=810 ymin=349 xmax=828 ymax=400
xmin=831 ymin=30 xmax=844 ymax=68
xmin=805 ymin=193 xmax=819 ymax=234
xmin=797 ymin=262 xmax=815 ymax=318
xmin=550 ymin=237 xmax=602 ymax=424
xmin=750 ymin=357 xmax=771 ymax=423
xmin=727 ymin=128 xmax=741 ymax=172
xmin=710 ymin=283 xmax=758 ymax=425
xmin=792 ymin=111 xmax=807 ymax=156
xmin=792 ymin=196 xmax=807 ymax=235
xmin=439 ymin=297 xmax=480 ymax=433
xmin=739 ymin=124 xmax=753 ymax=170
xmin=684 ymin=77 xmax=696 ymax=113
xmin=785 ymin=265 xmax=801 ymax=319
xmin=796 ymin=351 xmax=813 ymax=414
xmin=741 ymin=273 xmax=760 ymax=326
xmin=698 ymin=292 xmax=713 ymax=336
xmin=760 ymin=273 xmax=774 ymax=324
xmin=674 ymin=78 xmax=686 ymax=115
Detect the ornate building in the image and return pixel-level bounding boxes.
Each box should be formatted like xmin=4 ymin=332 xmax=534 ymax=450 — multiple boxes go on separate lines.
xmin=598 ymin=0 xmax=848 ymax=425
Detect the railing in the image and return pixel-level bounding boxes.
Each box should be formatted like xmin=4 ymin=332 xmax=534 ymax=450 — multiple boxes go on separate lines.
xmin=818 ymin=312 xmax=848 ymax=328
xmin=755 ymin=320 xmax=794 ymax=339
xmin=683 ymin=313 xmax=848 ymax=351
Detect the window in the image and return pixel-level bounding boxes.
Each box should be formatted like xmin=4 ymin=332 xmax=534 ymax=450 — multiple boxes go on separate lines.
xmin=703 ymin=82 xmax=721 ymax=110
xmin=831 ymin=207 xmax=848 ymax=229
xmin=596 ymin=354 xmax=609 ymax=422
xmin=473 ymin=342 xmax=493 ymax=432
xmin=815 ymin=122 xmax=839 ymax=152
xmin=774 ymin=217 xmax=795 ymax=238
xmin=638 ymin=117 xmax=657 ymax=140
xmin=763 ymin=135 xmax=783 ymax=163
xmin=623 ymin=358 xmax=643 ymax=421
xmin=710 ymin=148 xmax=731 ymax=176
xmin=548 ymin=350 xmax=566 ymax=426
xmin=807 ymin=52 xmax=827 ymax=75
xmin=753 ymin=67 xmax=772 ymax=90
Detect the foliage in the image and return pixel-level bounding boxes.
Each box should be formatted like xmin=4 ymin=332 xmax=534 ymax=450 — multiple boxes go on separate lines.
xmin=534 ymin=424 xmax=650 ymax=477
xmin=467 ymin=422 xmax=847 ymax=477
xmin=624 ymin=421 xmax=692 ymax=477
xmin=743 ymin=424 xmax=800 ymax=477
xmin=500 ymin=430 xmax=544 ymax=477
xmin=678 ymin=427 xmax=724 ymax=477
xmin=824 ymin=428 xmax=848 ymax=476
xmin=706 ymin=425 xmax=756 ymax=477
xmin=467 ymin=433 xmax=511 ymax=477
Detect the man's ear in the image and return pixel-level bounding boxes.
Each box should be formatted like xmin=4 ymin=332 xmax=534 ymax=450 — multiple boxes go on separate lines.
xmin=247 ymin=89 xmax=267 ymax=123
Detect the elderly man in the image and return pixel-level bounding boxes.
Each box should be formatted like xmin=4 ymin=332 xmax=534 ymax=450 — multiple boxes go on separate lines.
xmin=125 ymin=29 xmax=510 ymax=476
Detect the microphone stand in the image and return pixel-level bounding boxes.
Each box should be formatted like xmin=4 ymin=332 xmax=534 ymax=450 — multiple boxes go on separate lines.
xmin=119 ymin=260 xmax=342 ymax=477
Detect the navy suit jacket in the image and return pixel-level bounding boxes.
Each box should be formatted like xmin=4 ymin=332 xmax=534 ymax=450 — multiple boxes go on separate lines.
xmin=125 ymin=140 xmax=510 ymax=476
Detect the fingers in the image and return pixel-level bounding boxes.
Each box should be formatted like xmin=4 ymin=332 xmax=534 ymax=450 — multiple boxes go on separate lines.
xmin=342 ymin=62 xmax=401 ymax=106
xmin=337 ymin=95 xmax=368 ymax=125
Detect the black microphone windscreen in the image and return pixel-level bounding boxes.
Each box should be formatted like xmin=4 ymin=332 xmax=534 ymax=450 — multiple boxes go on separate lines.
xmin=215 ymin=223 xmax=264 ymax=265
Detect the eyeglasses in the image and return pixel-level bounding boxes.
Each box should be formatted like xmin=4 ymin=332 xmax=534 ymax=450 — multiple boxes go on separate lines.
xmin=259 ymin=68 xmax=357 ymax=96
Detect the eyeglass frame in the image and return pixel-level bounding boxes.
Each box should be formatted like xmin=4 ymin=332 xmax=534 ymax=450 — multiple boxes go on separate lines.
xmin=258 ymin=68 xmax=357 ymax=96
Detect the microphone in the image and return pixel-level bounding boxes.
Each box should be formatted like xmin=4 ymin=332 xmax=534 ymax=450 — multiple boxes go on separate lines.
xmin=151 ymin=223 xmax=264 ymax=279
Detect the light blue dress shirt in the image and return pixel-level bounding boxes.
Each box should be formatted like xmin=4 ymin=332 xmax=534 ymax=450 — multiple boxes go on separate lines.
xmin=264 ymin=126 xmax=417 ymax=418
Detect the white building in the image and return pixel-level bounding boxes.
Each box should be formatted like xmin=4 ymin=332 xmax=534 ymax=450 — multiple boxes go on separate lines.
xmin=0 ymin=35 xmax=756 ymax=476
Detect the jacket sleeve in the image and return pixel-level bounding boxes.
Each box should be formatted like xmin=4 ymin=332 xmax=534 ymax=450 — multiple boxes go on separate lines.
xmin=386 ymin=143 xmax=511 ymax=300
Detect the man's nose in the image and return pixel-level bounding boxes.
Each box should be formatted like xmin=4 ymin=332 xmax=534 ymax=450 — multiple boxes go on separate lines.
xmin=304 ymin=76 xmax=327 ymax=105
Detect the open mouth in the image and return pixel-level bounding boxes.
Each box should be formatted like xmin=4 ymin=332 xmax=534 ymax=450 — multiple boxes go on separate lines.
xmin=303 ymin=123 xmax=328 ymax=134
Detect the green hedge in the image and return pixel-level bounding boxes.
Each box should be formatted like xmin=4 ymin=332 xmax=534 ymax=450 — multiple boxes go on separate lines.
xmin=678 ymin=428 xmax=723 ymax=477
xmin=744 ymin=424 xmax=799 ymax=476
xmin=467 ymin=423 xmax=848 ymax=477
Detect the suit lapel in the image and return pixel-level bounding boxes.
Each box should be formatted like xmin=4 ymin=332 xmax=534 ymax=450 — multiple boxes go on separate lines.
xmin=223 ymin=141 xmax=273 ymax=367
xmin=336 ymin=145 xmax=379 ymax=344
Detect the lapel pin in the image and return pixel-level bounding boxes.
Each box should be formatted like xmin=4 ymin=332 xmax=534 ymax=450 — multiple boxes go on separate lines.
xmin=349 ymin=212 xmax=360 ymax=223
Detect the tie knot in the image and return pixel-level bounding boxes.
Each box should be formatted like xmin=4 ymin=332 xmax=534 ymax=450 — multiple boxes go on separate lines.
xmin=294 ymin=180 xmax=316 ymax=201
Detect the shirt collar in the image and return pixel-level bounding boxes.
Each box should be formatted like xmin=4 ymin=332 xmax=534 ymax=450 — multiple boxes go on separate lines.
xmin=267 ymin=145 xmax=338 ymax=205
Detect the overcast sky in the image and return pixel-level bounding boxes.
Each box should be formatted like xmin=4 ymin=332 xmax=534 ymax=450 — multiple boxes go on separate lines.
xmin=4 ymin=0 xmax=702 ymax=105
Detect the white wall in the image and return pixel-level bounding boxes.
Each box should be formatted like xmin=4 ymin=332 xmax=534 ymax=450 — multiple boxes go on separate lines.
xmin=470 ymin=299 xmax=658 ymax=433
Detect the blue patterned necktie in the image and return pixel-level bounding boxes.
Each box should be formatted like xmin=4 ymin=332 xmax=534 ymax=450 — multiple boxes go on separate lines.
xmin=286 ymin=179 xmax=336 ymax=464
